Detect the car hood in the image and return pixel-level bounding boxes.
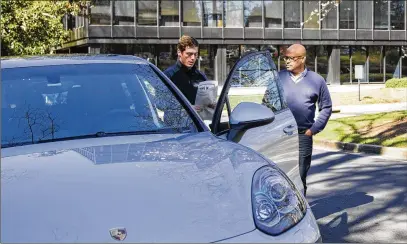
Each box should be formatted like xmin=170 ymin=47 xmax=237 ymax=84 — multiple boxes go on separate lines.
xmin=1 ymin=132 xmax=270 ymax=243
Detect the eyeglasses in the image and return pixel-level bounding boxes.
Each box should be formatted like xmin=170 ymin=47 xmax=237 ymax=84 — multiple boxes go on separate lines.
xmin=283 ymin=56 xmax=304 ymax=62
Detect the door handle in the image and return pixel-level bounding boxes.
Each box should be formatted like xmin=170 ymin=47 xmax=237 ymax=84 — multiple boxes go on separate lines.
xmin=283 ymin=125 xmax=296 ymax=135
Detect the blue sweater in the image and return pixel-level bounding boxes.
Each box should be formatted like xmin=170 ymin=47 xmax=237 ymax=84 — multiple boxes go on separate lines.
xmin=279 ymin=69 xmax=332 ymax=135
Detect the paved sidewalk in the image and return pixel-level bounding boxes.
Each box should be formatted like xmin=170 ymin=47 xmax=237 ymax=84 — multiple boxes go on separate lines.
xmin=330 ymin=102 xmax=406 ymax=119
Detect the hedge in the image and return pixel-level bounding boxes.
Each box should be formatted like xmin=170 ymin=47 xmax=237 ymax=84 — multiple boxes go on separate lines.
xmin=385 ymin=78 xmax=407 ymax=88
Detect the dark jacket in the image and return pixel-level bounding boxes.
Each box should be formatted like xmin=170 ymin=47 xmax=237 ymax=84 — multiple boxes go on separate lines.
xmin=164 ymin=60 xmax=207 ymax=104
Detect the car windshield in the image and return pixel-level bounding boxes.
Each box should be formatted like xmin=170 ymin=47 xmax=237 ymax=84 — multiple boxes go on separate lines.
xmin=1 ymin=62 xmax=198 ymax=148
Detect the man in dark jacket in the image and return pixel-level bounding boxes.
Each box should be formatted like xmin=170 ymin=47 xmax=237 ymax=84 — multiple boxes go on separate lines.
xmin=164 ymin=35 xmax=209 ymax=112
xmin=279 ymin=44 xmax=332 ymax=197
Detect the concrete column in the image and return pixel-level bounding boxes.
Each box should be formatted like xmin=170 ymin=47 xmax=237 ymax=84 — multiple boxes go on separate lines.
xmin=327 ymin=46 xmax=341 ymax=85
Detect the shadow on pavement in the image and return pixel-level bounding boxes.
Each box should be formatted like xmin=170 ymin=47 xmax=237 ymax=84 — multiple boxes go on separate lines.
xmin=307 ymin=151 xmax=407 ymax=243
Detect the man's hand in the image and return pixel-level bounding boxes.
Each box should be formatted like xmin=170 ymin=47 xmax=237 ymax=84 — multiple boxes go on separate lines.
xmin=305 ymin=129 xmax=313 ymax=136
xmin=193 ymin=105 xmax=202 ymax=112
xmin=207 ymin=102 xmax=217 ymax=109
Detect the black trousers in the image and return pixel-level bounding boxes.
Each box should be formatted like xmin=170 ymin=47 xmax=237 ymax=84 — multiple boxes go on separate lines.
xmin=298 ymin=133 xmax=313 ymax=196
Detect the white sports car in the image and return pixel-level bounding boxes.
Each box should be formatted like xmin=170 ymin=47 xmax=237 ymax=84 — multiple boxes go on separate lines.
xmin=1 ymin=52 xmax=321 ymax=243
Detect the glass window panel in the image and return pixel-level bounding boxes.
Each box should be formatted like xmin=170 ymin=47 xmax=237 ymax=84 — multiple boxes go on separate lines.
xmin=264 ymin=0 xmax=282 ymax=28
xmin=203 ymin=0 xmax=223 ymax=27
xmin=385 ymin=46 xmax=401 ymax=80
xmin=374 ymin=0 xmax=389 ymax=30
xmin=369 ymin=46 xmax=385 ymax=82
xmin=160 ymin=0 xmax=179 ymax=26
xmin=244 ymin=1 xmax=263 ymax=27
xmin=321 ymin=0 xmax=338 ymax=29
xmin=260 ymin=45 xmax=279 ymax=68
xmin=284 ymin=0 xmax=301 ymax=28
xmin=183 ymin=0 xmax=202 ymax=26
xmin=137 ymin=1 xmax=157 ymax=26
xmin=225 ymin=1 xmax=243 ymax=27
xmin=242 ymin=45 xmax=259 ymax=55
xmin=352 ymin=46 xmax=368 ymax=82
xmin=357 ymin=1 xmax=372 ymax=29
xmin=340 ymin=46 xmax=352 ymax=84
xmin=316 ymin=46 xmax=329 ymax=80
xmin=90 ymin=0 xmax=111 ymax=25
xmin=199 ymin=45 xmax=215 ymax=80
xmin=391 ymin=0 xmax=405 ymax=30
xmin=113 ymin=0 xmax=134 ymax=25
xmin=402 ymin=47 xmax=407 ymax=78
xmin=339 ymin=0 xmax=355 ymax=29
xmin=228 ymin=53 xmax=282 ymax=112
xmin=305 ymin=46 xmax=316 ymax=72
xmin=157 ymin=45 xmax=178 ymax=71
xmin=303 ymin=0 xmax=320 ymax=29
xmin=226 ymin=45 xmax=240 ymax=74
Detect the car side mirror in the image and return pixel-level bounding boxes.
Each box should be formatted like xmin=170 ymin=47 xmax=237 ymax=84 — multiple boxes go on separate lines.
xmin=227 ymin=102 xmax=275 ymax=142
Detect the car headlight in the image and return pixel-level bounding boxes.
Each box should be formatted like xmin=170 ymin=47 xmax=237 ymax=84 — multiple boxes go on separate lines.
xmin=251 ymin=165 xmax=307 ymax=236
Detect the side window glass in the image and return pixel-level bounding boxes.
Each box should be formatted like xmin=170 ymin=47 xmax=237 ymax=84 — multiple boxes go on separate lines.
xmin=228 ymin=53 xmax=283 ymax=113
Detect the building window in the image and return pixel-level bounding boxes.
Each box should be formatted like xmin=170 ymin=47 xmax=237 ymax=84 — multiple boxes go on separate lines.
xmin=90 ymin=0 xmax=111 ymax=25
xmin=357 ymin=1 xmax=372 ymax=29
xmin=244 ymin=1 xmax=263 ymax=27
xmin=284 ymin=0 xmax=301 ymax=28
xmin=303 ymin=0 xmax=320 ymax=29
xmin=157 ymin=45 xmax=178 ymax=71
xmin=391 ymin=0 xmax=405 ymax=30
xmin=321 ymin=0 xmax=338 ymax=29
xmin=402 ymin=47 xmax=407 ymax=78
xmin=340 ymin=46 xmax=352 ymax=84
xmin=385 ymin=46 xmax=401 ymax=80
xmin=305 ymin=46 xmax=316 ymax=72
xmin=113 ymin=0 xmax=134 ymax=25
xmin=199 ymin=45 xmax=216 ymax=80
xmin=160 ymin=0 xmax=179 ymax=26
xmin=369 ymin=46 xmax=385 ymax=82
xmin=339 ymin=0 xmax=355 ymax=29
xmin=183 ymin=0 xmax=202 ymax=26
xmin=225 ymin=1 xmax=243 ymax=27
xmin=352 ymin=46 xmax=368 ymax=82
xmin=203 ymin=0 xmax=223 ymax=27
xmin=226 ymin=45 xmax=241 ymax=74
xmin=137 ymin=1 xmax=157 ymax=26
xmin=317 ymin=46 xmax=329 ymax=81
xmin=374 ymin=0 xmax=389 ymax=30
xmin=264 ymin=0 xmax=282 ymax=28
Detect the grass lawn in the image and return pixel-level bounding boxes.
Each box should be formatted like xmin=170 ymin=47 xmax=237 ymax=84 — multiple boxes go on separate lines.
xmin=315 ymin=111 xmax=407 ymax=148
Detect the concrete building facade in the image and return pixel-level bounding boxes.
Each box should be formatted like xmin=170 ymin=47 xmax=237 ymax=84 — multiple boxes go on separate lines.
xmin=60 ymin=0 xmax=407 ymax=85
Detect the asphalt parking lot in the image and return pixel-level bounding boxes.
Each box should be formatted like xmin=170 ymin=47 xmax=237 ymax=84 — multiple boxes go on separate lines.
xmin=307 ymin=148 xmax=407 ymax=243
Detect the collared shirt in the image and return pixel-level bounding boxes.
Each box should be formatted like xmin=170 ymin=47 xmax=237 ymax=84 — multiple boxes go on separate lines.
xmin=289 ymin=68 xmax=308 ymax=83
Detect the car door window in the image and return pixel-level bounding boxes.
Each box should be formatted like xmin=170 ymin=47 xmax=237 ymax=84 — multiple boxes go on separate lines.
xmin=213 ymin=52 xmax=286 ymax=134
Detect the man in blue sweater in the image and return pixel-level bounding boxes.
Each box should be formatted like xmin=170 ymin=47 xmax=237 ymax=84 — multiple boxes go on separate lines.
xmin=279 ymin=44 xmax=332 ymax=197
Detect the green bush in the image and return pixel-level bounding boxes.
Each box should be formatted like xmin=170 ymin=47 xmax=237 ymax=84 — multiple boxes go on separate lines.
xmin=385 ymin=78 xmax=407 ymax=88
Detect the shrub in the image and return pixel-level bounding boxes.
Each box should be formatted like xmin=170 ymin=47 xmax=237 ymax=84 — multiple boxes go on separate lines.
xmin=385 ymin=78 xmax=407 ymax=88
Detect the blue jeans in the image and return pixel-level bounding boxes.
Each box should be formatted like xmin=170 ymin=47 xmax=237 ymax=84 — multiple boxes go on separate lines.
xmin=298 ymin=133 xmax=313 ymax=196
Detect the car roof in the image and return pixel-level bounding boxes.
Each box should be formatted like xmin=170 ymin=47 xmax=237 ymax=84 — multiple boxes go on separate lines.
xmin=1 ymin=54 xmax=149 ymax=69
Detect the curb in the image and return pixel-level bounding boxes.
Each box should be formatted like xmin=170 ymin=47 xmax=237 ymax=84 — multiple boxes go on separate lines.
xmin=314 ymin=139 xmax=407 ymax=161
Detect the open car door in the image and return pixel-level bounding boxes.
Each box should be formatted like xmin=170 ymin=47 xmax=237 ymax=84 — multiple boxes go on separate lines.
xmin=210 ymin=51 xmax=303 ymax=193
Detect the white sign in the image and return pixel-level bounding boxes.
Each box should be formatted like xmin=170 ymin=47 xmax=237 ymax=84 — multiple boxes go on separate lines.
xmin=355 ymin=65 xmax=364 ymax=79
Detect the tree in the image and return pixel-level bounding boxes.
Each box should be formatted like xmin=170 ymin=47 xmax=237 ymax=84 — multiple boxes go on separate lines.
xmin=1 ymin=0 xmax=88 ymax=56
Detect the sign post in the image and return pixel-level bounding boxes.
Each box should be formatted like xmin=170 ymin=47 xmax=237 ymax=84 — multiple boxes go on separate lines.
xmin=355 ymin=65 xmax=364 ymax=101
